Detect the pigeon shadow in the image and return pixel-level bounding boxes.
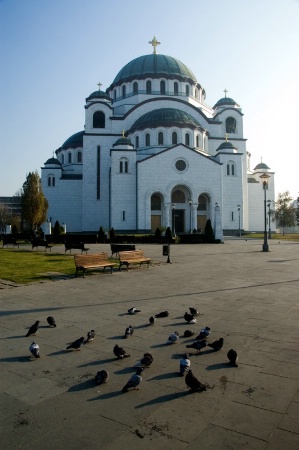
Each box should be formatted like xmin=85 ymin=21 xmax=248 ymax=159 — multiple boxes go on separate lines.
xmin=78 ymin=357 xmax=116 ymax=368
xmin=5 ymin=335 xmax=27 ymax=339
xmin=135 ymin=391 xmax=190 ymax=408
xmin=171 ymin=353 xmax=184 ymax=360
xmin=199 ymin=348 xmax=217 ymax=355
xmin=0 ymin=356 xmax=31 ymax=363
xmin=88 ymin=390 xmax=124 ymax=401
xmin=107 ymin=335 xmax=125 ymax=340
xmin=148 ymin=372 xmax=178 ymax=380
xmin=150 ymin=343 xmax=170 ymax=349
xmin=47 ymin=350 xmax=69 ymax=356
xmin=164 ymin=322 xmax=188 ymax=327
xmin=114 ymin=366 xmax=135 ymax=375
xmin=68 ymin=379 xmax=96 ymax=392
xmin=205 ymin=362 xmax=231 ymax=371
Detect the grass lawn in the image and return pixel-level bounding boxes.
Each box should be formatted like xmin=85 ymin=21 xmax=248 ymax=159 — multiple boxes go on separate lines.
xmin=242 ymin=233 xmax=299 ymax=241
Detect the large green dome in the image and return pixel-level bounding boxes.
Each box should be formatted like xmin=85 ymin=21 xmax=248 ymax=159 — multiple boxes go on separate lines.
xmin=110 ymin=54 xmax=197 ymax=88
xmin=129 ymin=108 xmax=201 ymax=133
xmin=61 ymin=131 xmax=84 ymax=150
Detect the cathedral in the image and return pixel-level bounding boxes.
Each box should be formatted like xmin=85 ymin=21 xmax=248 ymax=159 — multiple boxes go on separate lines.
xmin=41 ymin=37 xmax=275 ymax=236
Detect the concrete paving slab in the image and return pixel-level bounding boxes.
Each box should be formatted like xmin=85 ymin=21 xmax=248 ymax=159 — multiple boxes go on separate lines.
xmin=278 ymin=401 xmax=299 ymax=434
xmin=265 ymin=428 xmax=299 ymax=450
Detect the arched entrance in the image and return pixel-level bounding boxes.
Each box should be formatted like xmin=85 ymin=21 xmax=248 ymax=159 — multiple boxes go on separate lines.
xmin=151 ymin=193 xmax=162 ymax=232
xmin=171 ymin=186 xmax=191 ymax=234
xmin=197 ymin=193 xmax=210 ymax=232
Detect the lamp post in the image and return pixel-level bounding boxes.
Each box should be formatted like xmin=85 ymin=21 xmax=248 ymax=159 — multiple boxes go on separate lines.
xmin=237 ymin=205 xmax=241 ymax=237
xmin=267 ymin=200 xmax=272 ymax=239
xmin=172 ymin=204 xmax=176 ymax=236
xmin=189 ymin=200 xmax=192 ymax=233
xmin=260 ymin=173 xmax=270 ymax=252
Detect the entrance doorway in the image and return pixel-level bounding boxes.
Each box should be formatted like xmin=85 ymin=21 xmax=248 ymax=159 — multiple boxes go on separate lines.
xmin=173 ymin=209 xmax=185 ymax=233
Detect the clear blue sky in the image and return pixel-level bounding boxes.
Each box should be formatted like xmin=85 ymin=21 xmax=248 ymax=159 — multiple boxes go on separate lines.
xmin=1 ymin=0 xmax=298 ymax=200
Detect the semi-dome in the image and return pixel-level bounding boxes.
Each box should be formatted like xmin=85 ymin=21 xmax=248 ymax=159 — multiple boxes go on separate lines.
xmin=110 ymin=54 xmax=197 ymax=88
xmin=213 ymin=97 xmax=240 ymax=109
xmin=129 ymin=108 xmax=201 ymax=133
xmin=216 ymin=141 xmax=236 ymax=151
xmin=254 ymin=162 xmax=270 ymax=171
xmin=113 ymin=137 xmax=133 ymax=147
xmin=86 ymin=90 xmax=111 ymax=101
xmin=45 ymin=157 xmax=61 ymax=166
xmin=61 ymin=131 xmax=84 ymax=150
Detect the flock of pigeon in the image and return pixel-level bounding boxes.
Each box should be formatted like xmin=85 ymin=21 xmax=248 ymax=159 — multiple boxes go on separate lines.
xmin=25 ymin=306 xmax=238 ymax=393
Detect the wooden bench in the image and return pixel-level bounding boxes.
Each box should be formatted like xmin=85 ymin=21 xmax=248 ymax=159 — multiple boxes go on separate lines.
xmin=110 ymin=243 xmax=135 ymax=257
xmin=74 ymin=252 xmax=115 ymax=277
xmin=118 ymin=250 xmax=151 ymax=271
xmin=31 ymin=238 xmax=53 ymax=251
xmin=2 ymin=235 xmax=20 ymax=248
xmin=65 ymin=242 xmax=89 ymax=254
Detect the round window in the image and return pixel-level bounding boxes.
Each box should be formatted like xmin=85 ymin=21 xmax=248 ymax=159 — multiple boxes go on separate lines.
xmin=175 ymin=159 xmax=186 ymax=171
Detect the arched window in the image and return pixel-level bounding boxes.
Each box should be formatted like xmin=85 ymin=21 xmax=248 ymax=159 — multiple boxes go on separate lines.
xmin=198 ymin=195 xmax=207 ymax=211
xmin=196 ymin=135 xmax=199 ymax=147
xmin=68 ymin=153 xmax=72 ymax=164
xmin=158 ymin=132 xmax=164 ymax=145
xmin=61 ymin=154 xmax=64 ymax=164
xmin=227 ymin=164 xmax=230 ymax=175
xmin=160 ymin=80 xmax=165 ymax=95
xmin=172 ymin=132 xmax=178 ymax=145
xmin=226 ymin=117 xmax=237 ymax=133
xmin=119 ymin=158 xmax=129 ymax=173
xmin=172 ymin=190 xmax=185 ymax=203
xmin=146 ymin=80 xmax=151 ymax=94
xmin=77 ymin=151 xmax=82 ymax=163
xmin=151 ymin=194 xmax=162 ymax=210
xmin=114 ymin=90 xmax=116 ymax=100
xmin=133 ymin=82 xmax=138 ymax=93
xmin=174 ymin=82 xmax=178 ymax=95
xmin=186 ymin=85 xmax=190 ymax=96
xmin=122 ymin=85 xmax=126 ymax=98
xmin=93 ymin=111 xmax=105 ymax=128
xmin=48 ymin=176 xmax=55 ymax=187
xmin=135 ymin=136 xmax=139 ymax=149
xmin=146 ymin=133 xmax=150 ymax=146
xmin=185 ymin=133 xmax=190 ymax=146
xmin=227 ymin=162 xmax=236 ymax=176
xmin=195 ymin=88 xmax=198 ymax=98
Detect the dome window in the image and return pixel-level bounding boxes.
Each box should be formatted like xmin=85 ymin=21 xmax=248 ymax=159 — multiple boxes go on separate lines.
xmin=146 ymin=80 xmax=152 ymax=94
xmin=174 ymin=82 xmax=178 ymax=95
xmin=135 ymin=136 xmax=139 ymax=149
xmin=93 ymin=111 xmax=105 ymax=128
xmin=122 ymin=85 xmax=126 ymax=98
xmin=158 ymin=132 xmax=164 ymax=145
xmin=77 ymin=151 xmax=82 ymax=163
xmin=160 ymin=80 xmax=165 ymax=95
xmin=172 ymin=132 xmax=178 ymax=145
xmin=226 ymin=117 xmax=237 ymax=133
xmin=185 ymin=85 xmax=190 ymax=96
xmin=133 ymin=82 xmax=138 ymax=93
xmin=146 ymin=133 xmax=150 ymax=146
xmin=61 ymin=154 xmax=64 ymax=164
xmin=68 ymin=153 xmax=72 ymax=164
xmin=185 ymin=133 xmax=190 ymax=146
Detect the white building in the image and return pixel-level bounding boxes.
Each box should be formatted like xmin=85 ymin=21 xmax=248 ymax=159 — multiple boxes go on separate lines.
xmin=41 ymin=37 xmax=275 ymax=236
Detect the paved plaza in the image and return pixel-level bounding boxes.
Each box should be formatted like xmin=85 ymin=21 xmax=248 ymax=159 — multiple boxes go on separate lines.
xmin=0 ymin=239 xmax=299 ymax=449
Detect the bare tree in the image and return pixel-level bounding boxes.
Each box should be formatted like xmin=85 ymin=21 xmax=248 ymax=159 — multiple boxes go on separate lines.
xmin=274 ymin=191 xmax=296 ymax=235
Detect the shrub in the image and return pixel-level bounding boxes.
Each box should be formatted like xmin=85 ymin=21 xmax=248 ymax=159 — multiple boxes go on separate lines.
xmin=204 ymin=219 xmax=215 ymax=243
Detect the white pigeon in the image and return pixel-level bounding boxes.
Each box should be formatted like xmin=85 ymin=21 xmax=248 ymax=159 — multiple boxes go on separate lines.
xmin=29 ymin=341 xmax=40 ymax=358
xmin=128 ymin=307 xmax=141 ymax=315
xmin=166 ymin=331 xmax=179 ymax=344
xmin=179 ymin=354 xmax=191 ymax=376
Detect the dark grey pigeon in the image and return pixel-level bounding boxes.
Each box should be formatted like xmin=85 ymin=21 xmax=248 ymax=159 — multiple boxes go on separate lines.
xmin=186 ymin=340 xmax=207 ymax=353
xmin=84 ymin=330 xmax=95 ymax=344
xmin=26 ymin=321 xmax=40 ymax=337
xmin=66 ymin=337 xmax=84 ymax=350
xmin=208 ymin=338 xmax=224 ymax=351
xmin=149 ymin=316 xmax=156 ymax=325
xmin=183 ymin=330 xmax=195 ymax=337
xmin=95 ymin=370 xmax=109 ymax=384
xmin=122 ymin=367 xmax=144 ymax=392
xmin=195 ymin=327 xmax=210 ymax=340
xmin=113 ymin=344 xmax=130 ymax=360
xmin=185 ymin=369 xmax=207 ymax=392
xmin=124 ymin=325 xmax=134 ymax=339
xmin=47 ymin=316 xmax=56 ymax=327
xmin=189 ymin=307 xmax=199 ymax=316
xmin=227 ymin=349 xmax=238 ymax=367
xmin=155 ymin=311 xmax=169 ymax=318
xmin=184 ymin=312 xmax=197 ymax=324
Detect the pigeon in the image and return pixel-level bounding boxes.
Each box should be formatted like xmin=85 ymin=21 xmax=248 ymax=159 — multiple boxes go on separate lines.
xmin=26 ymin=320 xmax=40 ymax=337
xmin=189 ymin=307 xmax=199 ymax=316
xmin=179 ymin=354 xmax=190 ymax=376
xmin=124 ymin=325 xmax=134 ymax=339
xmin=166 ymin=331 xmax=179 ymax=344
xmin=113 ymin=344 xmax=130 ymax=359
xmin=84 ymin=330 xmax=95 ymax=344
xmin=185 ymin=369 xmax=207 ymax=392
xmin=29 ymin=341 xmax=40 ymax=358
xmin=66 ymin=337 xmax=85 ymax=350
xmin=195 ymin=327 xmax=211 ymax=340
xmin=183 ymin=330 xmax=195 ymax=338
xmin=135 ymin=352 xmax=154 ymax=368
xmin=155 ymin=311 xmax=169 ymax=318
xmin=227 ymin=349 xmax=238 ymax=367
xmin=47 ymin=316 xmax=56 ymax=327
xmin=122 ymin=367 xmax=144 ymax=392
xmin=95 ymin=370 xmax=109 ymax=384
xmin=149 ymin=316 xmax=156 ymax=325
xmin=128 ymin=307 xmax=141 ymax=315
xmin=186 ymin=340 xmax=207 ymax=353
xmin=184 ymin=312 xmax=197 ymax=324
xmin=208 ymin=338 xmax=224 ymax=351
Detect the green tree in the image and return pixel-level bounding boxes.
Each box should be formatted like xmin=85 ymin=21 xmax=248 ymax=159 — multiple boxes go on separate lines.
xmin=296 ymin=196 xmax=299 ymax=225
xmin=21 ymin=171 xmax=48 ymax=231
xmin=204 ymin=219 xmax=215 ymax=243
xmin=274 ymin=191 xmax=296 ymax=235
xmin=109 ymin=227 xmax=116 ymax=241
xmin=53 ymin=220 xmax=64 ymax=235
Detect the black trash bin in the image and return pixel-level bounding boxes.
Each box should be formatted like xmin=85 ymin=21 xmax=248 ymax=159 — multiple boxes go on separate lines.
xmin=162 ymin=245 xmax=169 ymax=256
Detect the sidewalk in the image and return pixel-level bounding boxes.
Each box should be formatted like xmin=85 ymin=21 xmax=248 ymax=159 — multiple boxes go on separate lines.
xmin=0 ymin=240 xmax=298 ymax=449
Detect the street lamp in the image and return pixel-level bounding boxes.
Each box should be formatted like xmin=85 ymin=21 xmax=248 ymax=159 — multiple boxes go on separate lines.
xmin=267 ymin=200 xmax=272 ymax=239
xmin=237 ymin=205 xmax=241 ymax=237
xmin=260 ymin=173 xmax=270 ymax=252
xmin=189 ymin=200 xmax=192 ymax=233
xmin=172 ymin=204 xmax=176 ymax=236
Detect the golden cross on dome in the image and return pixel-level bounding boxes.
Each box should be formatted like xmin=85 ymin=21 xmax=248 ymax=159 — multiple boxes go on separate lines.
xmin=149 ymin=36 xmax=161 ymax=54
xmin=225 ymin=133 xmax=228 ymax=142
xmin=97 ymin=82 xmax=102 ymax=91
xmin=224 ymin=88 xmax=228 ymax=98
xmin=122 ymin=130 xmax=126 ymax=137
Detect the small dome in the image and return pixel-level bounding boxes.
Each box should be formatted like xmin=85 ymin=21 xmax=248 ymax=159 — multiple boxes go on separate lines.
xmin=254 ymin=162 xmax=270 ymax=171
xmin=129 ymin=108 xmax=201 ymax=133
xmin=216 ymin=141 xmax=236 ymax=151
xmin=213 ymin=97 xmax=240 ymax=109
xmin=45 ymin=157 xmax=61 ymax=166
xmin=113 ymin=137 xmax=133 ymax=147
xmin=110 ymin=54 xmax=198 ymax=89
xmin=86 ymin=90 xmax=111 ymax=101
xmin=61 ymin=131 xmax=84 ymax=150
